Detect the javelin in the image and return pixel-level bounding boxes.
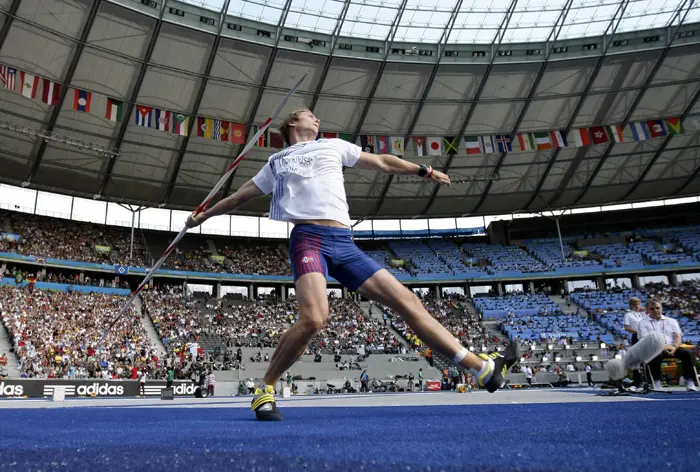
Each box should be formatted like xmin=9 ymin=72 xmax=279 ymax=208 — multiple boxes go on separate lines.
xmin=102 ymin=74 xmax=307 ymax=337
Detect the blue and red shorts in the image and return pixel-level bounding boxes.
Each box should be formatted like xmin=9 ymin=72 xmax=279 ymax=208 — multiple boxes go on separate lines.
xmin=289 ymin=224 xmax=382 ymax=291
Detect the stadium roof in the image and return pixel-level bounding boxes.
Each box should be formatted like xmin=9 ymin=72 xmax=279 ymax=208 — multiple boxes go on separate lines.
xmin=0 ymin=0 xmax=700 ymax=221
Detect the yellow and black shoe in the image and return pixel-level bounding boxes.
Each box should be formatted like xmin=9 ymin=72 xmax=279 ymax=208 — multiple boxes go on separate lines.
xmin=251 ymin=385 xmax=282 ymax=421
xmin=478 ymin=342 xmax=519 ymax=393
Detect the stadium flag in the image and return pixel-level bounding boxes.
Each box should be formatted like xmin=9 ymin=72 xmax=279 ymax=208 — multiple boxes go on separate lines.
xmin=360 ymin=135 xmax=375 ymax=153
xmin=41 ymin=79 xmax=61 ymax=105
xmin=390 ymin=136 xmax=404 ymax=155
xmin=568 ymin=128 xmax=591 ymax=147
xmin=427 ymin=137 xmax=442 ymax=155
xmin=646 ymin=119 xmax=667 ymax=138
xmin=589 ymin=126 xmax=609 ymax=145
xmin=412 ymin=136 xmax=425 ymax=156
xmin=494 ymin=134 xmax=512 ymax=153
xmin=549 ymin=130 xmax=567 ymax=148
xmin=197 ymin=117 xmax=213 ymax=138
xmin=214 ymin=119 xmax=229 ymax=141
xmin=684 ymin=115 xmax=700 ymax=132
xmin=230 ymin=122 xmax=245 ymax=144
xmin=443 ymin=136 xmax=458 ymax=155
xmin=479 ymin=136 xmax=495 ymax=154
xmin=153 ymin=109 xmax=171 ymax=132
xmin=252 ymin=125 xmax=267 ymax=146
xmin=376 ymin=136 xmax=390 ymax=154
xmin=516 ymin=133 xmax=533 ymax=152
xmin=268 ymin=128 xmax=285 ymax=148
xmin=135 ymin=106 xmax=153 ymax=127
xmin=665 ymin=117 xmax=683 ymax=135
xmin=629 ymin=121 xmax=650 ymax=141
xmin=72 ymin=89 xmax=92 ymax=112
xmin=464 ymin=136 xmax=481 ymax=155
xmin=532 ymin=132 xmax=552 ymax=151
xmin=114 ymin=265 xmax=129 ymax=275
xmin=607 ymin=124 xmax=624 ymax=143
xmin=0 ymin=66 xmax=16 ymax=90
xmin=20 ymin=72 xmax=39 ymax=99
xmin=322 ymin=132 xmax=339 ymax=139
xmin=172 ymin=113 xmax=189 ymax=136
xmin=105 ymin=98 xmax=124 ymax=122
xmin=339 ymin=133 xmax=354 ymax=143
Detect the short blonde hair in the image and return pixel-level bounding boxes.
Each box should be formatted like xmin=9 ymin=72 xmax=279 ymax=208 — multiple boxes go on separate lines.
xmin=280 ymin=108 xmax=310 ymax=145
xmin=629 ymin=297 xmax=642 ymax=310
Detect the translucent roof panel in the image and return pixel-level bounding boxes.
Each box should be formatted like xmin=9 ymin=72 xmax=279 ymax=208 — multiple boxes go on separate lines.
xmin=174 ymin=0 xmax=698 ymax=44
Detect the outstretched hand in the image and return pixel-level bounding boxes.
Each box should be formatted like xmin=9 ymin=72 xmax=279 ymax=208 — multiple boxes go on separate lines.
xmin=426 ymin=168 xmax=451 ymax=187
xmin=186 ymin=211 xmax=208 ymax=228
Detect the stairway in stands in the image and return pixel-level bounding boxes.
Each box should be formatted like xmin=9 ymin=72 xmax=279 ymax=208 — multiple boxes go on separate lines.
xmin=0 ymin=321 xmax=21 ymax=378
xmin=359 ymin=301 xmax=411 ymax=349
xmin=135 ymin=295 xmax=167 ymax=359
xmin=549 ymin=295 xmax=581 ymax=315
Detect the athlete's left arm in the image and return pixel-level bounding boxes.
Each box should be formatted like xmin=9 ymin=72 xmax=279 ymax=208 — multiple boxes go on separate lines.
xmin=355 ymin=152 xmax=450 ymax=186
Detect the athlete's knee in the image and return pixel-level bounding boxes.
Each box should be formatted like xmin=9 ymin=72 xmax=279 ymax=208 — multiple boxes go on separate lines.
xmin=298 ymin=311 xmax=328 ymax=334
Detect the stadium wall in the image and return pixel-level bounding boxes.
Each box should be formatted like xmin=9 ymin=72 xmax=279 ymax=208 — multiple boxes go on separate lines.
xmin=0 ymin=278 xmax=130 ymax=295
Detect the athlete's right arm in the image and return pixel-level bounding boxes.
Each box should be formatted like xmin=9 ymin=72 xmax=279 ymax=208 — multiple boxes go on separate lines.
xmin=186 ymin=179 xmax=265 ymax=228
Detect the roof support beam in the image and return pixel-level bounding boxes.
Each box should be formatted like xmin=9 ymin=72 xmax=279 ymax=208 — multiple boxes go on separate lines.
xmin=619 ymin=83 xmax=700 ymax=200
xmin=521 ymin=0 xmax=630 ymax=211
xmin=98 ymin=0 xmax=168 ymax=195
xmin=0 ymin=0 xmax=21 ymax=49
xmin=219 ymin=0 xmax=293 ymax=201
xmin=163 ymin=0 xmax=232 ymax=204
xmin=308 ymin=0 xmax=351 ymax=113
xmin=420 ymin=0 xmax=519 ymax=216
xmin=26 ymin=0 xmax=103 ymax=183
xmin=470 ymin=0 xmax=575 ymax=214
xmin=559 ymin=0 xmax=694 ymax=208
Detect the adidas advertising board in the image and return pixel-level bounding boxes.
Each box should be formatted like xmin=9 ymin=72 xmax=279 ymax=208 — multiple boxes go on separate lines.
xmin=0 ymin=380 xmax=198 ymax=398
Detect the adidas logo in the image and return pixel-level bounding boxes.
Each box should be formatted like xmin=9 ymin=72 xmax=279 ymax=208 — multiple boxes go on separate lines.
xmin=0 ymin=382 xmax=24 ymax=396
xmin=143 ymin=383 xmax=197 ymax=396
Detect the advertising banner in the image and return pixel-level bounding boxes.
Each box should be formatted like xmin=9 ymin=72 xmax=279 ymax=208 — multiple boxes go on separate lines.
xmin=1 ymin=232 xmax=20 ymax=242
xmin=211 ymin=255 xmax=225 ymax=265
xmin=94 ymin=245 xmax=111 ymax=255
xmin=426 ymin=381 xmax=441 ymax=391
xmin=0 ymin=380 xmax=199 ymax=398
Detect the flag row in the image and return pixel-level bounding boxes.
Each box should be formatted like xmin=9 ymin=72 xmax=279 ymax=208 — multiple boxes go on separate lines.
xmin=2 ymin=64 xmax=699 ymax=155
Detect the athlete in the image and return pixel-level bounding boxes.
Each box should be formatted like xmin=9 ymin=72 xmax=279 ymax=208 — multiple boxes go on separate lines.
xmin=187 ymin=108 xmax=518 ymax=421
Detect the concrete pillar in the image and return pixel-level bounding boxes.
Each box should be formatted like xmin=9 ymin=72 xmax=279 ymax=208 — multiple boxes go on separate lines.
xmin=248 ymin=284 xmax=254 ymax=299
xmin=464 ymin=284 xmax=470 ymax=298
xmin=497 ymin=283 xmax=504 ymax=295
xmin=280 ymin=286 xmax=286 ymax=300
xmin=435 ymin=285 xmax=442 ymax=299
xmin=596 ymin=276 xmax=605 ymax=290
xmin=631 ymin=274 xmax=641 ymax=290
xmin=669 ymin=272 xmax=679 ymax=286
xmin=528 ymin=281 xmax=535 ymax=294
xmin=342 ymin=287 xmax=348 ymax=298
xmin=216 ymin=282 xmax=221 ymax=298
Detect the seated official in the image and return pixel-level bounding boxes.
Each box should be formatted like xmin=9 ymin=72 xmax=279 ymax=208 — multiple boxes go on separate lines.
xmin=638 ymin=298 xmax=697 ymax=391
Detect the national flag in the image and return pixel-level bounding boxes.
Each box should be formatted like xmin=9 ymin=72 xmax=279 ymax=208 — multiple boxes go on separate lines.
xmin=684 ymin=115 xmax=700 ymax=132
xmin=360 ymin=135 xmax=375 ymax=153
xmin=532 ymin=132 xmax=552 ymax=151
xmin=230 ymin=122 xmax=245 ymax=144
xmin=427 ymin=137 xmax=442 ymax=156
xmin=479 ymin=136 xmax=495 ymax=154
xmin=105 ymin=98 xmax=124 ymax=122
xmin=251 ymin=125 xmax=267 ymax=146
xmin=197 ymin=117 xmax=213 ymax=138
xmin=516 ymin=133 xmax=533 ymax=152
xmin=646 ymin=120 xmax=667 ymax=138
xmin=322 ymin=132 xmax=339 ymax=139
xmin=494 ymin=134 xmax=512 ymax=153
xmin=665 ymin=117 xmax=683 ymax=135
xmin=20 ymin=72 xmax=39 ymax=99
xmin=172 ymin=113 xmax=189 ymax=136
xmin=390 ymin=136 xmax=404 ymax=155
xmin=114 ymin=265 xmax=129 ymax=275
xmin=72 ymin=89 xmax=92 ymax=112
xmin=568 ymin=128 xmax=591 ymax=147
xmin=135 ymin=106 xmax=153 ymax=127
xmin=268 ymin=129 xmax=284 ymax=148
xmin=443 ymin=136 xmax=458 ymax=155
xmin=549 ymin=130 xmax=567 ymax=148
xmin=339 ymin=133 xmax=353 ymax=143
xmin=464 ymin=136 xmax=481 ymax=155
xmin=629 ymin=121 xmax=650 ymax=141
xmin=412 ymin=136 xmax=425 ymax=156
xmin=0 ymin=66 xmax=16 ymax=90
xmin=41 ymin=79 xmax=61 ymax=105
xmin=376 ymin=136 xmax=390 ymax=154
xmin=214 ymin=119 xmax=229 ymax=141
xmin=589 ymin=126 xmax=609 ymax=145
xmin=153 ymin=109 xmax=171 ymax=132
xmin=606 ymin=124 xmax=624 ymax=143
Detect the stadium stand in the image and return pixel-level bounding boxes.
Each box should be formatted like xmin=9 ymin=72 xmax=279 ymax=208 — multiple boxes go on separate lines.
xmin=465 ymin=243 xmax=549 ymax=275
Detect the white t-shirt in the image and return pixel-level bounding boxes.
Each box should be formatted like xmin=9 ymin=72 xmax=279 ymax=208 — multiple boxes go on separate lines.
xmin=252 ymin=139 xmax=362 ymax=227
xmin=585 ymin=365 xmax=591 ymax=373
xmin=139 ymin=372 xmax=147 ymax=384
xmin=623 ymin=310 xmax=645 ymax=332
xmin=637 ymin=315 xmax=681 ymax=346
xmin=524 ymin=366 xmax=532 ymax=379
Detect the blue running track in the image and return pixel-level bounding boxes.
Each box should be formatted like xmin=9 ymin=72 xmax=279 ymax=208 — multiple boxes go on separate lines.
xmin=0 ymin=398 xmax=698 ymax=471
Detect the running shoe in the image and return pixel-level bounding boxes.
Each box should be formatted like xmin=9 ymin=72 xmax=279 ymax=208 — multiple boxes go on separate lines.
xmin=477 ymin=342 xmax=519 ymax=393
xmin=251 ymin=385 xmax=282 ymax=421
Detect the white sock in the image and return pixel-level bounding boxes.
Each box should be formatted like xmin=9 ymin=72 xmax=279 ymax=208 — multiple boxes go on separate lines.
xmin=469 ymin=359 xmax=495 ymax=384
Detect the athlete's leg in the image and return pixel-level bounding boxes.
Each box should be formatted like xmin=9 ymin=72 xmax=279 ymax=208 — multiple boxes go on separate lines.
xmin=262 ymin=272 xmax=329 ymax=386
xmin=357 ymin=269 xmax=484 ymax=371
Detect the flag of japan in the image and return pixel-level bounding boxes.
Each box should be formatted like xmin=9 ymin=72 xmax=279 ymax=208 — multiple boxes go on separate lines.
xmin=427 ymin=137 xmax=442 ymax=156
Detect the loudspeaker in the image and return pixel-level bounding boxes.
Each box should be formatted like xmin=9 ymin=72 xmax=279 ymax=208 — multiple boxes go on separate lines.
xmin=161 ymin=387 xmax=174 ymax=400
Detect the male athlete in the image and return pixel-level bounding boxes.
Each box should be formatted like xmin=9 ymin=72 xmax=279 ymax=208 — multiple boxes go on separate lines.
xmin=187 ymin=109 xmax=518 ymax=421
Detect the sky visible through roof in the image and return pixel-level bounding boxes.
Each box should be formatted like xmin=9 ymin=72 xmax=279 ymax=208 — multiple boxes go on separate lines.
xmin=180 ymin=0 xmax=700 ymax=43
